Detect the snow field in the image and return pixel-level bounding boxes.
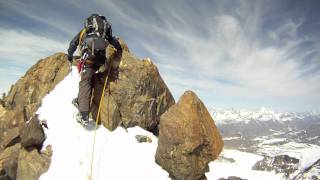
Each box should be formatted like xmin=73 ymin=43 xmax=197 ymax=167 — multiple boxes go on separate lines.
xmin=206 ymin=149 xmax=283 ymax=180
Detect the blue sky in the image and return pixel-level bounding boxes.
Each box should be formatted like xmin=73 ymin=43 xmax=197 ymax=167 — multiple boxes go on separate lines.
xmin=0 ymin=0 xmax=319 ymax=112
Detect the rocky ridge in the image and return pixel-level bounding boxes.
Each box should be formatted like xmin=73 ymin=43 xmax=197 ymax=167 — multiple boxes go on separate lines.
xmin=0 ymin=53 xmax=68 ymax=179
xmin=91 ymin=41 xmax=175 ymax=133
xmin=0 ymin=39 xmax=223 ymax=179
xmin=0 ymin=53 xmax=69 ymax=144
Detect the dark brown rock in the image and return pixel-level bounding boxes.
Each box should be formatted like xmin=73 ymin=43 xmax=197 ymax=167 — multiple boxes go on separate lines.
xmin=135 ymin=135 xmax=152 ymax=143
xmin=3 ymin=53 xmax=69 ymax=111
xmin=0 ymin=127 xmax=20 ymax=151
xmin=16 ymin=146 xmax=52 ymax=180
xmin=0 ymin=53 xmax=69 ymax=144
xmin=0 ymin=143 xmax=21 ymax=180
xmin=20 ymin=116 xmax=45 ymax=149
xmin=155 ymin=91 xmax=223 ymax=180
xmin=0 ymin=53 xmax=67 ymax=179
xmin=91 ymin=41 xmax=175 ymax=133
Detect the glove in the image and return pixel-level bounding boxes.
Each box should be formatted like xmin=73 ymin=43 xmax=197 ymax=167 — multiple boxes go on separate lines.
xmin=68 ymin=55 xmax=73 ymax=63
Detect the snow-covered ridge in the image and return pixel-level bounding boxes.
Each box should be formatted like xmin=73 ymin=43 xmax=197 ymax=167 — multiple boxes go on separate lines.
xmin=39 ymin=67 xmax=269 ymax=180
xmin=37 ymin=67 xmax=170 ymax=180
xmin=210 ymin=107 xmax=320 ymax=124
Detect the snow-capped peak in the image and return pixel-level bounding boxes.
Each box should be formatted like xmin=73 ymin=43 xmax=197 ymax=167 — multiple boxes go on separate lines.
xmin=210 ymin=107 xmax=319 ymax=124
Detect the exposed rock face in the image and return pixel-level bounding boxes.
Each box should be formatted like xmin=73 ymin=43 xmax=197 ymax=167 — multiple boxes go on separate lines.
xmin=294 ymin=158 xmax=320 ymax=180
xmin=0 ymin=40 xmax=174 ymax=178
xmin=0 ymin=104 xmax=5 ymax=117
xmin=0 ymin=143 xmax=21 ymax=180
xmin=252 ymin=155 xmax=299 ymax=177
xmin=20 ymin=116 xmax=45 ymax=149
xmin=155 ymin=91 xmax=223 ymax=180
xmin=0 ymin=144 xmax=52 ymax=180
xmin=0 ymin=53 xmax=68 ymax=179
xmin=0 ymin=127 xmax=20 ymax=150
xmin=16 ymin=146 xmax=52 ymax=180
xmin=91 ymin=41 xmax=175 ymax=133
xmin=0 ymin=38 xmax=224 ymax=179
xmin=0 ymin=53 xmax=69 ymax=142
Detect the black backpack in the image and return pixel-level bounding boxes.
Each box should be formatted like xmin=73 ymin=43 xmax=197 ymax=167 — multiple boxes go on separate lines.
xmin=80 ymin=14 xmax=111 ymax=55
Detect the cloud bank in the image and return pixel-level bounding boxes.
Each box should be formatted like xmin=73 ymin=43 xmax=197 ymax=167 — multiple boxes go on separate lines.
xmin=99 ymin=0 xmax=320 ymax=111
xmin=0 ymin=28 xmax=67 ymax=93
xmin=0 ymin=0 xmax=319 ymax=111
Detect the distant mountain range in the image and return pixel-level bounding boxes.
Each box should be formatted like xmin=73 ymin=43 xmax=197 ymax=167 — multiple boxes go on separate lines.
xmin=210 ymin=107 xmax=320 ymax=145
xmin=211 ymin=107 xmax=320 ymax=124
xmin=210 ymin=107 xmax=320 ymax=179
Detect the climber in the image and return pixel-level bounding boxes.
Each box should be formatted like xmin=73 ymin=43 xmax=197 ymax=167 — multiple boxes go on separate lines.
xmin=67 ymin=14 xmax=122 ymax=126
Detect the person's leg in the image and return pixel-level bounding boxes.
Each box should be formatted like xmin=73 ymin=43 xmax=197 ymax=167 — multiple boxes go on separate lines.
xmin=77 ymin=66 xmax=96 ymax=123
xmin=77 ymin=51 xmax=106 ymax=125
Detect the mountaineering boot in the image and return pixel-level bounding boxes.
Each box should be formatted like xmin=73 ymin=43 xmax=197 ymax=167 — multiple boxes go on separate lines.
xmin=72 ymin=98 xmax=79 ymax=109
xmin=76 ymin=111 xmax=89 ymax=126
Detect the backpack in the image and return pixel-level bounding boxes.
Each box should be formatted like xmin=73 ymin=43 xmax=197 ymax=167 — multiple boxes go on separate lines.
xmin=79 ymin=14 xmax=111 ymax=56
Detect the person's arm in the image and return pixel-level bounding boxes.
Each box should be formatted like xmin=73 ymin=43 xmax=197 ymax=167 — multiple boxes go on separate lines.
xmin=67 ymin=30 xmax=82 ymax=62
xmin=106 ymin=27 xmax=122 ymax=52
xmin=109 ymin=36 xmax=122 ymax=52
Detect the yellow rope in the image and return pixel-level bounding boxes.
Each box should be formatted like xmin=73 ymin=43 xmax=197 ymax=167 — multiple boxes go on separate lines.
xmin=89 ymin=64 xmax=112 ymax=180
xmin=78 ymin=28 xmax=86 ymax=47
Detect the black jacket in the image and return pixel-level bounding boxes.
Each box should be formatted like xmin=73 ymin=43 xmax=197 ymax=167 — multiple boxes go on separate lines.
xmin=67 ymin=27 xmax=122 ymax=58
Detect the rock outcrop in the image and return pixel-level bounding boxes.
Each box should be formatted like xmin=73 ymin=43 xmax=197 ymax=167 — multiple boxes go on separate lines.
xmin=0 ymin=143 xmax=21 ymax=179
xmin=155 ymin=91 xmax=223 ymax=180
xmin=20 ymin=116 xmax=45 ymax=150
xmin=0 ymin=53 xmax=69 ymax=143
xmin=293 ymin=158 xmax=320 ymax=180
xmin=0 ymin=143 xmax=52 ymax=180
xmin=135 ymin=135 xmax=152 ymax=143
xmin=0 ymin=127 xmax=20 ymax=150
xmin=91 ymin=40 xmax=175 ymax=133
xmin=0 ymin=53 xmax=68 ymax=179
xmin=0 ymin=38 xmax=224 ymax=179
xmin=16 ymin=146 xmax=52 ymax=180
xmin=0 ymin=39 xmax=175 ymax=178
xmin=252 ymin=155 xmax=299 ymax=177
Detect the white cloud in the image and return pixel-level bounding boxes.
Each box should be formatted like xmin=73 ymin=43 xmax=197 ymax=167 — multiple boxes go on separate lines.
xmin=1 ymin=0 xmax=79 ymax=36
xmin=0 ymin=27 xmax=68 ymax=93
xmin=0 ymin=28 xmax=67 ymax=57
xmin=102 ymin=1 xmax=320 ymax=110
xmin=1 ymin=0 xmax=319 ymax=111
xmin=0 ymin=28 xmax=68 ymax=65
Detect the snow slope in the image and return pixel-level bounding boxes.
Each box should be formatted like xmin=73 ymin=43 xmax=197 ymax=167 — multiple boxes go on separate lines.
xmin=256 ymin=141 xmax=320 ymax=178
xmin=37 ymin=67 xmax=169 ymax=180
xmin=36 ymin=67 xmax=283 ymax=180
xmin=207 ymin=149 xmax=283 ymax=180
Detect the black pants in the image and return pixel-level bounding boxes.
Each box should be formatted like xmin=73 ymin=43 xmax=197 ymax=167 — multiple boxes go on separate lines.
xmin=78 ymin=51 xmax=106 ymax=113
